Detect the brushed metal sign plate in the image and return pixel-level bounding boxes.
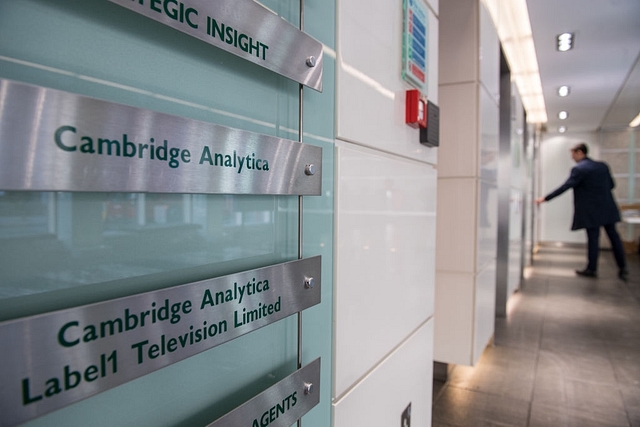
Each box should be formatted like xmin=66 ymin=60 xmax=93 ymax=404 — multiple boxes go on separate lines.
xmin=0 ymin=79 xmax=322 ymax=195
xmin=108 ymin=0 xmax=323 ymax=91
xmin=0 ymin=256 xmax=321 ymax=427
xmin=206 ymin=358 xmax=320 ymax=427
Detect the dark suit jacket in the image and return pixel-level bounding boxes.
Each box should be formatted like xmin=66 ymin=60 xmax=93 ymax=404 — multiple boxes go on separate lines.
xmin=545 ymin=157 xmax=620 ymax=230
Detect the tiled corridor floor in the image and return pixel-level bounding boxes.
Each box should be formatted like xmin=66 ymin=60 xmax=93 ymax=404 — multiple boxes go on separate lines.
xmin=432 ymin=246 xmax=640 ymax=427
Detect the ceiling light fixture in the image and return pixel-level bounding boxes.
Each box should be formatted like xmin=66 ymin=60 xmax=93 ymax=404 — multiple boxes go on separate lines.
xmin=558 ymin=111 xmax=568 ymax=120
xmin=630 ymin=112 xmax=640 ymax=128
xmin=558 ymin=86 xmax=570 ymax=97
xmin=557 ymin=32 xmax=574 ymax=51
xmin=482 ymin=0 xmax=547 ymax=124
xmin=558 ymin=126 xmax=567 ymax=133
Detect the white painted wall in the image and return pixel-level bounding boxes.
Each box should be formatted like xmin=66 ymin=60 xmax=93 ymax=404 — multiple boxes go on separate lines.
xmin=333 ymin=0 xmax=438 ymax=425
xmin=538 ymin=132 xmax=600 ymax=243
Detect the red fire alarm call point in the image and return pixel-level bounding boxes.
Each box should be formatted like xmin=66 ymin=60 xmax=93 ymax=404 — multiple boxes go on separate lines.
xmin=405 ymin=89 xmax=427 ymax=129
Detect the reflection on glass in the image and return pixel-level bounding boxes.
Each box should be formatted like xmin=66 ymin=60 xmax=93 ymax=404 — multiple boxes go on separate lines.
xmin=0 ymin=191 xmax=52 ymax=238
xmin=0 ymin=191 xmax=297 ymax=301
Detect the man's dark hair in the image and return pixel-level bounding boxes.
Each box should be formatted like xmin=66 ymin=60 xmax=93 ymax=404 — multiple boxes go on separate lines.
xmin=571 ymin=143 xmax=588 ymax=155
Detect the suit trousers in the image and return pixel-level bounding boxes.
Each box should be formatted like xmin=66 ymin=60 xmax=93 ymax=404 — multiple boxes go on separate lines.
xmin=585 ymin=224 xmax=626 ymax=272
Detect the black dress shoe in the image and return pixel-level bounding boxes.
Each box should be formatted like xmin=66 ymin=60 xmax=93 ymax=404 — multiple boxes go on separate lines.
xmin=619 ymin=269 xmax=629 ymax=281
xmin=575 ymin=269 xmax=597 ymax=277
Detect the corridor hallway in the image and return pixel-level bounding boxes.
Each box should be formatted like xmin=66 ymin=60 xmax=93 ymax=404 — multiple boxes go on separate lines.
xmin=432 ymin=245 xmax=640 ymax=426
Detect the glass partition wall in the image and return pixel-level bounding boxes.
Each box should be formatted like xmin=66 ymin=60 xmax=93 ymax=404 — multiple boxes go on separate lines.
xmin=0 ymin=1 xmax=334 ymax=426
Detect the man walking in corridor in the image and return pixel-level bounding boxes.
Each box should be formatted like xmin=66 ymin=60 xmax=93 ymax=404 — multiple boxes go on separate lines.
xmin=535 ymin=142 xmax=628 ymax=280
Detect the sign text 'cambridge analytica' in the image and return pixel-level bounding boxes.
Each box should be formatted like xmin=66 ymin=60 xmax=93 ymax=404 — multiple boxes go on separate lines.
xmin=0 ymin=79 xmax=322 ymax=196
xmin=0 ymin=257 xmax=321 ymax=426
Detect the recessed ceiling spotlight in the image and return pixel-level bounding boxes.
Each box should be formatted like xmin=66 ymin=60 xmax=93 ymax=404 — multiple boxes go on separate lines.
xmin=558 ymin=111 xmax=568 ymax=120
xmin=630 ymin=112 xmax=640 ymax=128
xmin=558 ymin=86 xmax=570 ymax=97
xmin=557 ymin=32 xmax=574 ymax=52
xmin=558 ymin=126 xmax=567 ymax=133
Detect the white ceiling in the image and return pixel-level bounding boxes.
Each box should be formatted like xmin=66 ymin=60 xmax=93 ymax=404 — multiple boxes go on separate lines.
xmin=526 ymin=0 xmax=640 ymax=134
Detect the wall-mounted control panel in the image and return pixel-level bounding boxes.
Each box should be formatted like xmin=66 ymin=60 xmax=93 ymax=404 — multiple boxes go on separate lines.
xmin=420 ymin=100 xmax=439 ymax=147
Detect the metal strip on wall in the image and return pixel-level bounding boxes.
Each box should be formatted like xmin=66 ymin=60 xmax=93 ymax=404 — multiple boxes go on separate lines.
xmin=296 ymin=2 xmax=306 ymax=425
xmin=0 ymin=79 xmax=323 ymax=196
xmin=206 ymin=358 xmax=320 ymax=427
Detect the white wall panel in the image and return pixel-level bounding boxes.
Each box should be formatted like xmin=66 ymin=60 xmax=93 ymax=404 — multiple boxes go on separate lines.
xmin=508 ymin=190 xmax=523 ymax=297
xmin=510 ymin=83 xmax=525 ymax=189
xmin=473 ymin=263 xmax=496 ymax=362
xmin=477 ymin=179 xmax=498 ymax=271
xmin=435 ymin=178 xmax=477 ymax=273
xmin=434 ymin=265 xmax=496 ymax=367
xmin=427 ymin=0 xmax=439 ymax=16
xmin=437 ymin=83 xmax=479 ymax=178
xmin=439 ymin=0 xmax=477 ymax=85
xmin=333 ymin=320 xmax=434 ymax=427
xmin=506 ymin=89 xmax=525 ymax=298
xmin=479 ymin=83 xmax=499 ymax=183
xmin=335 ymin=141 xmax=436 ymax=396
xmin=337 ymin=0 xmax=438 ymax=164
xmin=434 ymin=271 xmax=474 ymax=364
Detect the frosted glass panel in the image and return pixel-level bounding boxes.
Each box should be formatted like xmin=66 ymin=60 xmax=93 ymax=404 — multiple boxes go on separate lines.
xmin=0 ymin=0 xmax=301 ymax=139
xmin=0 ymin=0 xmax=337 ymax=424
xmin=0 ymin=0 xmax=302 ymax=317
xmin=0 ymin=191 xmax=297 ymax=302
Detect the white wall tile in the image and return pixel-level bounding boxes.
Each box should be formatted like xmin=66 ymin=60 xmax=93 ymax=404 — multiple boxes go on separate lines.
xmin=477 ymin=178 xmax=498 ymax=271
xmin=339 ymin=0 xmax=398 ymax=84
xmin=479 ymin=85 xmax=499 ymax=183
xmin=337 ymin=0 xmax=439 ymax=164
xmin=335 ymin=141 xmax=436 ymax=396
xmin=436 ymin=177 xmax=476 ymax=273
xmin=439 ymin=0 xmax=478 ymax=85
xmin=426 ymin=0 xmax=438 ymax=17
xmin=437 ymin=83 xmax=479 ymax=178
xmin=508 ymin=189 xmax=523 ymax=297
xmin=508 ymin=253 xmax=522 ymax=299
xmin=434 ymin=264 xmax=496 ymax=366
xmin=510 ymin=84 xmax=525 ymax=190
xmin=473 ymin=263 xmax=496 ymax=363
xmin=333 ymin=320 xmax=434 ymax=427
xmin=434 ymin=271 xmax=474 ymax=364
